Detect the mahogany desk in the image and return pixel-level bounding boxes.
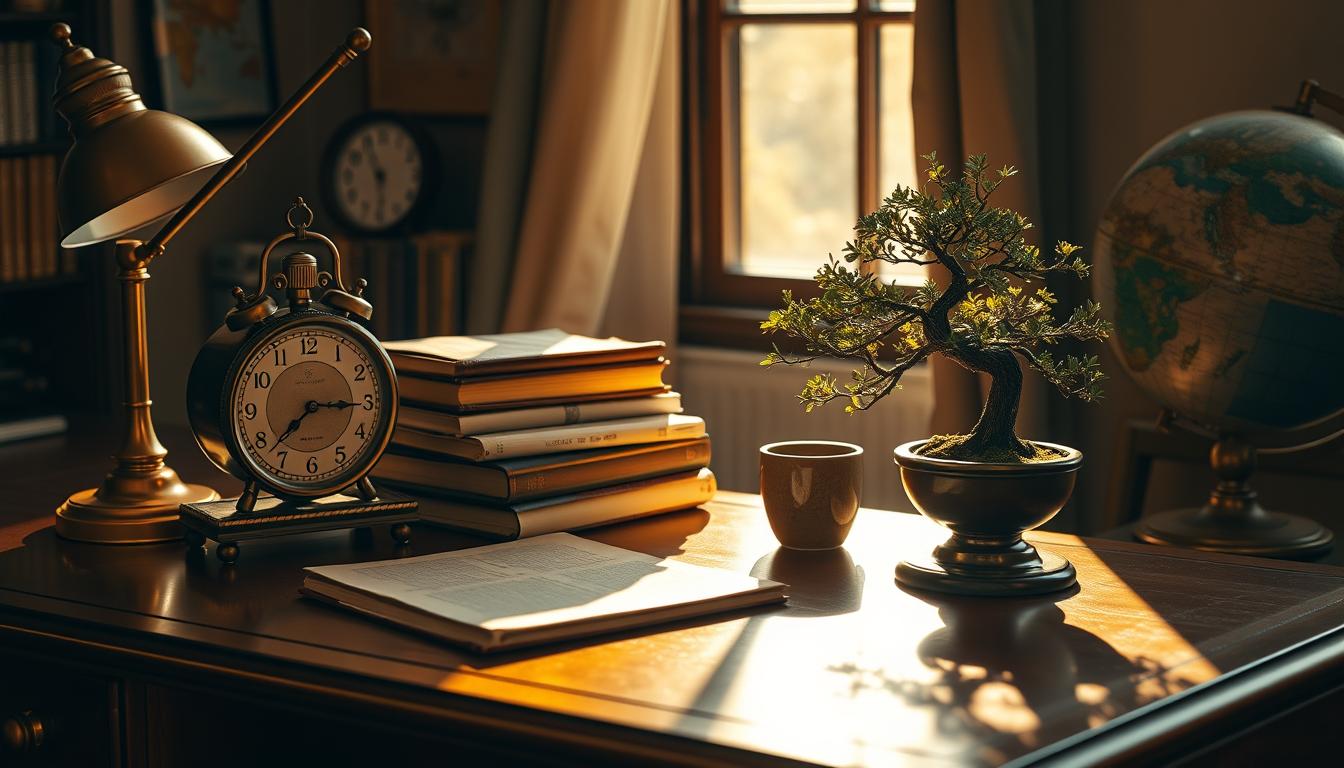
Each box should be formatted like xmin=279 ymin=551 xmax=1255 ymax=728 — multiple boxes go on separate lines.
xmin=3 ymin=427 xmax=1344 ymax=767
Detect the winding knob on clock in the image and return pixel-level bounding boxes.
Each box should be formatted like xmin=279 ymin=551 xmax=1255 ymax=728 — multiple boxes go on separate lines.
xmin=281 ymin=252 xmax=320 ymax=306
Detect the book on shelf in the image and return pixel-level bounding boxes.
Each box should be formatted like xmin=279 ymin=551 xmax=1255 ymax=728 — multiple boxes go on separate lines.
xmin=300 ymin=532 xmax=785 ymax=653
xmin=397 ymin=358 xmax=668 ymax=409
xmin=392 ymin=412 xmax=706 ymax=461
xmin=0 ymin=154 xmax=63 ymax=284
xmin=384 ymin=328 xmax=666 ymax=378
xmin=400 ymin=467 xmax=717 ymax=540
xmin=398 ymin=391 xmax=683 ymax=436
xmin=374 ymin=436 xmax=711 ymax=502
xmin=0 ymin=159 xmax=14 ymax=282
xmin=327 ymin=232 xmax=468 ymax=341
xmin=0 ymin=414 xmax=67 ymax=445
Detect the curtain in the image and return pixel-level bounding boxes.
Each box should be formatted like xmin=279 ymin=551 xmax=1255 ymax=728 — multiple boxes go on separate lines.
xmin=912 ymin=0 xmax=1054 ymax=443
xmin=467 ymin=0 xmax=678 ymax=346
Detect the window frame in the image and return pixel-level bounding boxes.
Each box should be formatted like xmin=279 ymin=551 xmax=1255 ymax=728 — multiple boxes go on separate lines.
xmin=680 ymin=0 xmax=917 ymax=323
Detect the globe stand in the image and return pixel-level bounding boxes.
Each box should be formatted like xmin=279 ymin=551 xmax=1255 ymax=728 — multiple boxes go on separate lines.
xmin=1136 ymin=435 xmax=1333 ymax=560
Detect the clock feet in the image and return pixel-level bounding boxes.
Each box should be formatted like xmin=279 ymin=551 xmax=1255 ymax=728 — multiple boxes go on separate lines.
xmin=216 ymin=542 xmax=240 ymax=565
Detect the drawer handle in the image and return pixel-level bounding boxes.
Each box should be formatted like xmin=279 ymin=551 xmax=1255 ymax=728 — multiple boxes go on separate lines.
xmin=1 ymin=710 xmax=45 ymax=754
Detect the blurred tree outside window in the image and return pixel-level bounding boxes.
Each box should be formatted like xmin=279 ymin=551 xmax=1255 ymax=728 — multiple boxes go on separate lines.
xmin=690 ymin=0 xmax=919 ymax=309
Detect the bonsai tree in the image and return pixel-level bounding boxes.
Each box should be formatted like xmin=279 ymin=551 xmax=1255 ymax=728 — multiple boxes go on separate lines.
xmin=761 ymin=153 xmax=1111 ymax=462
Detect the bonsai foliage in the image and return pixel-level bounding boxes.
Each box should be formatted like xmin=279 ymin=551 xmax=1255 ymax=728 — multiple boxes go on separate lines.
xmin=761 ymin=153 xmax=1111 ymax=462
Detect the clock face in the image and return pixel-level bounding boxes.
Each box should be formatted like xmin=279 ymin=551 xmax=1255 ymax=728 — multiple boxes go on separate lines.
xmin=331 ymin=119 xmax=424 ymax=232
xmin=230 ymin=324 xmax=388 ymax=494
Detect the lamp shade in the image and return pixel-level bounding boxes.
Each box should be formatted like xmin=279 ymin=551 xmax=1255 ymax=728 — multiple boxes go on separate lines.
xmin=49 ymin=24 xmax=231 ymax=248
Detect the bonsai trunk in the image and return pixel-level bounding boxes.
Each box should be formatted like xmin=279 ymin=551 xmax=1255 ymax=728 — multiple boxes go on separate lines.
xmin=939 ymin=346 xmax=1032 ymax=459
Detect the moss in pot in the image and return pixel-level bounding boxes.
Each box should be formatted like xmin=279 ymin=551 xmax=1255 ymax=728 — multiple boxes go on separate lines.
xmin=761 ymin=153 xmax=1111 ymax=596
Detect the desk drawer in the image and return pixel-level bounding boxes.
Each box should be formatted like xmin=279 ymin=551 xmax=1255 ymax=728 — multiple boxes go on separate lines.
xmin=0 ymin=658 xmax=118 ymax=767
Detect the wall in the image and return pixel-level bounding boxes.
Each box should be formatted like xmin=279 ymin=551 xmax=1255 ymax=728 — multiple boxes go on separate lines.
xmin=1067 ymin=0 xmax=1344 ymax=530
xmin=678 ymin=346 xmax=933 ymax=512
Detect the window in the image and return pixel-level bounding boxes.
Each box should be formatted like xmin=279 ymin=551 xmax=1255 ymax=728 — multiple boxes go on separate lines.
xmin=683 ymin=0 xmax=919 ymax=314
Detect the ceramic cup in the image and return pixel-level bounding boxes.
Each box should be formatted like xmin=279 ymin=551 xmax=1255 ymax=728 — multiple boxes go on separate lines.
xmin=759 ymin=441 xmax=863 ymax=550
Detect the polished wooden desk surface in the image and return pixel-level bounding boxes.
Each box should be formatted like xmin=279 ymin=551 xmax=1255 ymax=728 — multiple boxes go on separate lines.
xmin=3 ymin=428 xmax=1344 ymax=766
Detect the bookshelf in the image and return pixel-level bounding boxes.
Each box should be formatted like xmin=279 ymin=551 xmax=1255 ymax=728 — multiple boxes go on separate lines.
xmin=0 ymin=0 xmax=116 ymax=433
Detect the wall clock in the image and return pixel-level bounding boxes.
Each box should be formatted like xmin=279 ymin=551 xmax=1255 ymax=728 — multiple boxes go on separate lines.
xmin=323 ymin=113 xmax=437 ymax=235
xmin=183 ymin=199 xmax=417 ymax=563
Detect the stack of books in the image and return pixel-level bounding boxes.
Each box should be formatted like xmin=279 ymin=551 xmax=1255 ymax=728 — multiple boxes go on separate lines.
xmin=375 ymin=329 xmax=715 ymax=539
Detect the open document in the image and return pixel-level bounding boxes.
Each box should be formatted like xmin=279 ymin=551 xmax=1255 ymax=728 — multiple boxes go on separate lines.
xmin=301 ymin=534 xmax=787 ymax=652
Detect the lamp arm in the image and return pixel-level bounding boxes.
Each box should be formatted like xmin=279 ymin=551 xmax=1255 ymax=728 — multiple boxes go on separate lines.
xmin=137 ymin=28 xmax=373 ymax=263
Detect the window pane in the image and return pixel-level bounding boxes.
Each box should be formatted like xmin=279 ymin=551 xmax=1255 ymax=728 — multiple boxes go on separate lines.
xmin=873 ymin=0 xmax=916 ymax=11
xmin=733 ymin=24 xmax=856 ymax=280
xmin=878 ymin=22 xmax=921 ymax=284
xmin=730 ymin=0 xmax=858 ymax=13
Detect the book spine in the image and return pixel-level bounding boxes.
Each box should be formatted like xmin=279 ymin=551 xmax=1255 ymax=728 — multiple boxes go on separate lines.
xmin=476 ymin=416 xmax=705 ymax=459
xmin=0 ymin=159 xmax=14 ymax=282
xmin=0 ymin=43 xmax=11 ymax=146
xmin=26 ymin=155 xmax=43 ymax=278
xmin=514 ymin=469 xmax=717 ymax=538
xmin=13 ymin=156 xmax=28 ymax=281
xmin=451 ymin=394 xmax=682 ymax=435
xmin=19 ymin=42 xmax=37 ymax=143
xmin=508 ymin=438 xmax=712 ymax=501
xmin=5 ymin=44 xmax=22 ymax=146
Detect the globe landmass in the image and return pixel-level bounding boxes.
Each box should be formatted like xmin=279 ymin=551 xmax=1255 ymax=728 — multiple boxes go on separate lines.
xmin=1093 ymin=110 xmax=1344 ymax=434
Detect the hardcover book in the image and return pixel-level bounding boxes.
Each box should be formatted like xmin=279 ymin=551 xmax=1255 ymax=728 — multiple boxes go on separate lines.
xmin=300 ymin=532 xmax=785 ymax=653
xmin=404 ymin=468 xmax=718 ymax=539
xmin=385 ymin=328 xmax=666 ymax=378
xmin=391 ymin=413 xmax=706 ymax=461
xmin=373 ymin=436 xmax=711 ymax=502
xmin=397 ymin=359 xmax=668 ymax=408
xmin=398 ymin=392 xmax=683 ymax=436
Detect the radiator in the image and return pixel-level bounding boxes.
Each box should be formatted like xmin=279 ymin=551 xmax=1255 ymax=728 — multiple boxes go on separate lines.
xmin=676 ymin=345 xmax=933 ymax=512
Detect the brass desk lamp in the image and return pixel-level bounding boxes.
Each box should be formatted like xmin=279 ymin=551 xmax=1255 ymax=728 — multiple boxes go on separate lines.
xmin=48 ymin=23 xmax=373 ymax=544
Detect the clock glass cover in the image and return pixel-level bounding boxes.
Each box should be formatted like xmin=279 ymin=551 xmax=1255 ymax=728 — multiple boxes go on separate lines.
xmin=231 ymin=324 xmax=387 ymax=493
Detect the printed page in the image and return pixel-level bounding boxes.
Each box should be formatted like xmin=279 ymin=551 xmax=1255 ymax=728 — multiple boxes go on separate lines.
xmin=305 ymin=533 xmax=777 ymax=632
xmin=385 ymin=329 xmax=661 ymax=364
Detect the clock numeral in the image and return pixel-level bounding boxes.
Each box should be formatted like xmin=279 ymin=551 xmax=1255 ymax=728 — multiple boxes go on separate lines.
xmin=355 ymin=423 xmax=366 ymax=440
xmin=255 ymin=431 xmax=267 ymax=449
xmin=301 ymin=337 xmax=318 ymax=355
xmin=306 ymin=456 xmax=319 ymax=473
xmin=252 ymin=371 xmax=270 ymax=389
xmin=335 ymin=445 xmax=347 ymax=464
xmin=362 ymin=394 xmax=374 ymax=411
xmin=277 ymin=450 xmax=288 ymax=468
xmin=273 ymin=348 xmax=287 ymax=366
xmin=244 ymin=403 xmax=256 ymax=420
xmin=354 ymin=363 xmax=366 ymax=381
xmin=335 ymin=344 xmax=341 ymax=362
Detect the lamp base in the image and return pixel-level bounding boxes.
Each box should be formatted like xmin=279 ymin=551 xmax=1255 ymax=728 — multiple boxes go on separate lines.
xmin=1136 ymin=506 xmax=1333 ymax=560
xmin=56 ymin=465 xmax=219 ymax=544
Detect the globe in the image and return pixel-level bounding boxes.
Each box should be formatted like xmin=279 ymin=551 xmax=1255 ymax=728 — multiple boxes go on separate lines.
xmin=1093 ymin=109 xmax=1344 ymax=437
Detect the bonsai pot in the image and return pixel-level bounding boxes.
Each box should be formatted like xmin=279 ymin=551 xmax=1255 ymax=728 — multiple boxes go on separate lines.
xmin=893 ymin=439 xmax=1082 ymax=596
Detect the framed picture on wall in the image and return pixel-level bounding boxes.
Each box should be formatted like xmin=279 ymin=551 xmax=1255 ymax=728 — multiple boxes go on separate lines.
xmin=365 ymin=0 xmax=502 ymax=115
xmin=147 ymin=0 xmax=277 ymax=124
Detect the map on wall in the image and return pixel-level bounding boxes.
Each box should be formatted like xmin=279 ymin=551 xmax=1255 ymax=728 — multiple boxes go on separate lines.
xmin=151 ymin=0 xmax=274 ymax=122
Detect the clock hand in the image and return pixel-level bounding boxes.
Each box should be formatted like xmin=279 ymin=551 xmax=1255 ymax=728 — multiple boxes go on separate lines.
xmin=364 ymin=135 xmax=387 ymax=187
xmin=273 ymin=400 xmax=320 ymax=450
xmin=316 ymin=400 xmax=357 ymax=410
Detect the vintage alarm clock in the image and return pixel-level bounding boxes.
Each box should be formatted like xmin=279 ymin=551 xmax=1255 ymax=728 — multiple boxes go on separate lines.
xmin=182 ymin=198 xmax=416 ymax=563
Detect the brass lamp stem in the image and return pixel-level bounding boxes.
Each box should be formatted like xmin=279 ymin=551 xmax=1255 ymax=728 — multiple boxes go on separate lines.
xmin=54 ymin=242 xmax=220 ymax=543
